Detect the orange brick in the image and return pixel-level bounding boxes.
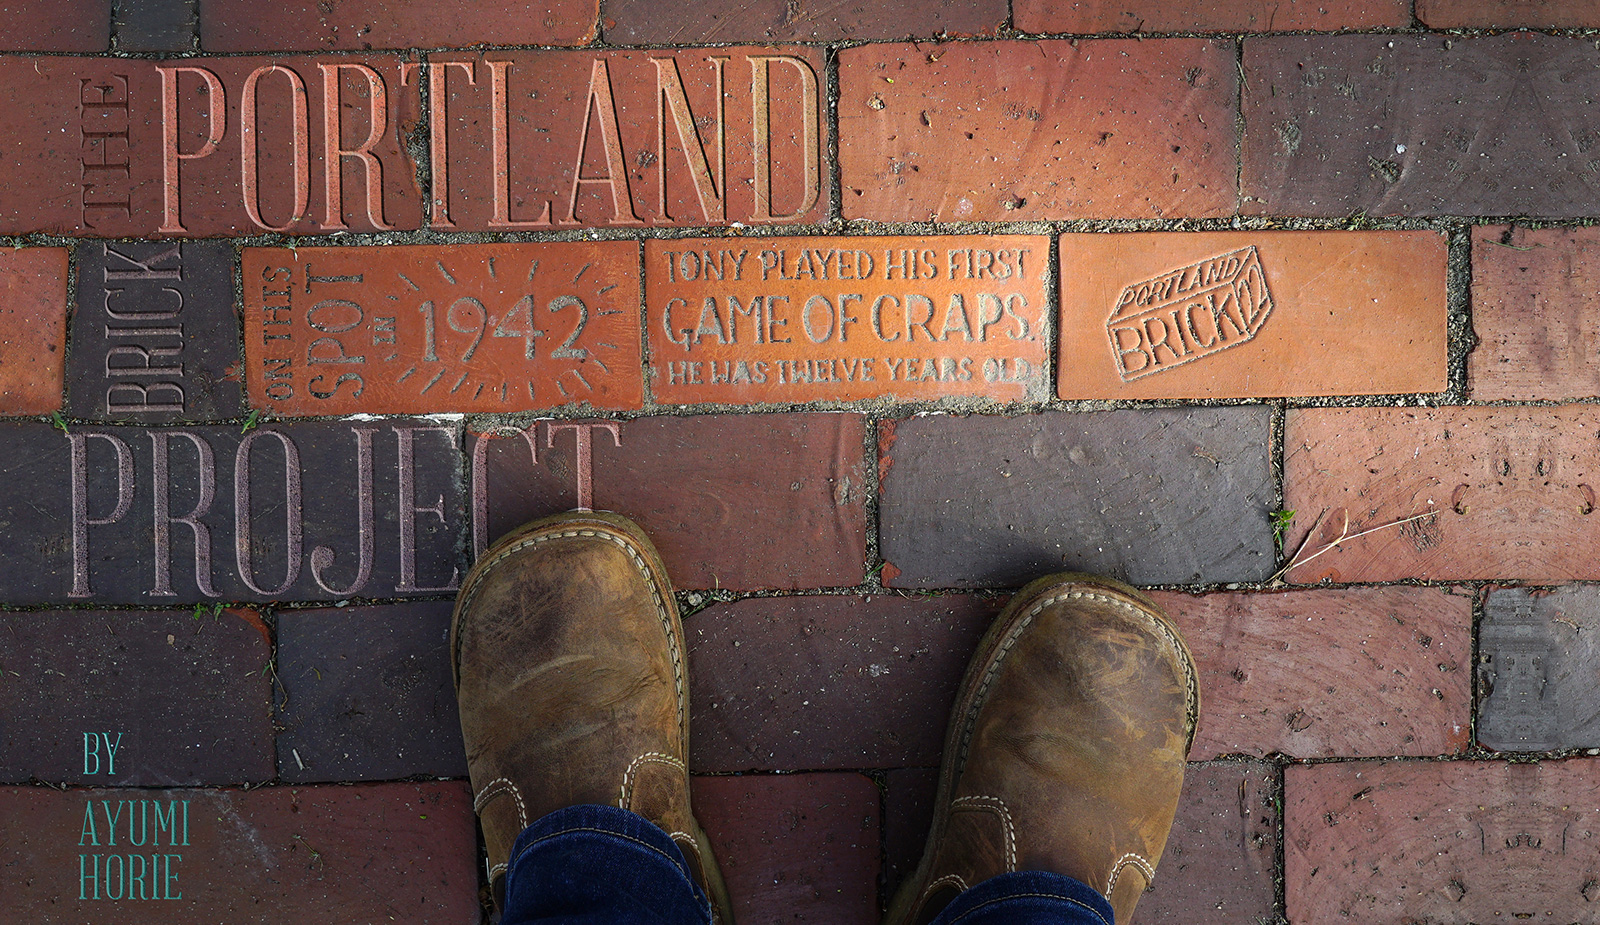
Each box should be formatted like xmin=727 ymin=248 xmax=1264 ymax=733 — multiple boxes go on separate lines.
xmin=1468 ymin=225 xmax=1600 ymax=401
xmin=244 ymin=242 xmax=642 ymax=414
xmin=1059 ymin=231 xmax=1447 ymax=399
xmin=1154 ymin=587 xmax=1471 ymax=759
xmin=838 ymin=39 xmax=1236 ymax=222
xmin=1285 ymin=760 xmax=1600 ymax=924
xmin=203 ymin=0 xmax=598 ymax=50
xmin=1418 ymin=0 xmax=1600 ymax=27
xmin=0 ymin=248 xmax=66 ymax=414
xmin=1284 ymin=407 xmax=1600 ymax=582
xmin=647 ymin=236 xmax=1049 ymax=405
xmin=1016 ymin=0 xmax=1409 ymax=32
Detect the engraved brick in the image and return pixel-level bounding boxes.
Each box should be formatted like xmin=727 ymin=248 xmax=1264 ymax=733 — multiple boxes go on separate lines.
xmin=0 ymin=247 xmax=67 ymax=414
xmin=1015 ymin=0 xmax=1408 ymax=32
xmin=0 ymin=782 xmax=478 ymax=919
xmin=245 ymin=242 xmax=642 ymax=415
xmin=878 ymin=408 xmax=1274 ymax=588
xmin=0 ymin=420 xmax=463 ymax=605
xmin=0 ymin=0 xmax=109 ymax=51
xmin=1477 ymin=586 xmax=1600 ymax=752
xmin=1418 ymin=0 xmax=1600 ymax=27
xmin=472 ymin=414 xmax=867 ymax=590
xmin=1059 ymin=231 xmax=1447 ymax=400
xmin=694 ymin=773 xmax=879 ymax=925
xmin=838 ymin=40 xmax=1236 ymax=222
xmin=0 ymin=55 xmax=421 ymax=236
xmin=203 ymin=0 xmax=597 ymax=50
xmin=605 ymin=0 xmax=1003 ymax=43
xmin=1285 ymin=759 xmax=1600 ymax=923
xmin=647 ymin=236 xmax=1049 ymax=405
xmin=275 ymin=602 xmax=466 ymax=782
xmin=1468 ymin=225 xmax=1600 ymax=401
xmin=688 ymin=594 xmax=998 ymax=772
xmin=1283 ymin=407 xmax=1600 ymax=582
xmin=425 ymin=48 xmax=826 ymax=231
xmin=115 ymin=0 xmax=196 ymax=52
xmin=68 ymin=242 xmax=243 ymax=422
xmin=1154 ymin=587 xmax=1471 ymax=760
xmin=1243 ymin=34 xmax=1600 ymax=218
xmin=0 ymin=609 xmax=271 ymax=786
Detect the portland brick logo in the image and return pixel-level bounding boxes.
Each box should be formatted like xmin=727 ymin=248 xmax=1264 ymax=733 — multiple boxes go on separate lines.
xmin=1107 ymin=246 xmax=1273 ymax=381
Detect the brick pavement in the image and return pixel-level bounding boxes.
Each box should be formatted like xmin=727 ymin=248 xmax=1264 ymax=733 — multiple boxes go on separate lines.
xmin=0 ymin=3 xmax=1593 ymax=923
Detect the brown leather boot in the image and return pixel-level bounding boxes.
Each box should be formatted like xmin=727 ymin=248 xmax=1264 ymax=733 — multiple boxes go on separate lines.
xmin=451 ymin=510 xmax=734 ymax=922
xmin=884 ymin=573 xmax=1198 ymax=925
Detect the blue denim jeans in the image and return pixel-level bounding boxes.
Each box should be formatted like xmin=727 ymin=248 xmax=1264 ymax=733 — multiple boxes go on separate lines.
xmin=500 ymin=804 xmax=1113 ymax=925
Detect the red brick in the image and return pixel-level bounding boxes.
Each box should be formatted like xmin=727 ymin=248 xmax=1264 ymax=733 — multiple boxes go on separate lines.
xmin=0 ymin=0 xmax=109 ymax=51
xmin=203 ymin=0 xmax=597 ymax=50
xmin=604 ymin=0 xmax=1003 ymax=42
xmin=0 ymin=782 xmax=478 ymax=920
xmin=244 ymin=242 xmax=642 ymax=414
xmin=1284 ymin=407 xmax=1600 ymax=582
xmin=1418 ymin=0 xmax=1600 ymax=27
xmin=1153 ymin=587 xmax=1471 ymax=760
xmin=647 ymin=237 xmax=1049 ymax=405
xmin=472 ymin=414 xmax=867 ymax=590
xmin=426 ymin=48 xmax=826 ymax=231
xmin=0 ymin=55 xmax=421 ymax=236
xmin=838 ymin=40 xmax=1236 ymax=222
xmin=1285 ymin=759 xmax=1600 ymax=923
xmin=0 ymin=247 xmax=66 ymax=414
xmin=1060 ymin=231 xmax=1447 ymax=399
xmin=1468 ymin=225 xmax=1600 ymax=401
xmin=1017 ymin=0 xmax=1408 ymax=32
xmin=687 ymin=594 xmax=999 ymax=772
xmin=694 ymin=773 xmax=879 ymax=925
xmin=0 ymin=609 xmax=272 ymax=785
xmin=1243 ymin=34 xmax=1600 ymax=218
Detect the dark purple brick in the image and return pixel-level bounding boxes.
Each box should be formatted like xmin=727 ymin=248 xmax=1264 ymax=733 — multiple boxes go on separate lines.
xmin=275 ymin=601 xmax=466 ymax=782
xmin=473 ymin=414 xmax=868 ymax=591
xmin=115 ymin=0 xmax=196 ymax=51
xmin=0 ymin=609 xmax=272 ymax=785
xmin=878 ymin=408 xmax=1274 ymax=588
xmin=1478 ymin=586 xmax=1600 ymax=752
xmin=694 ymin=773 xmax=880 ymax=925
xmin=0 ymin=420 xmax=462 ymax=605
xmin=883 ymin=767 xmax=938 ymax=901
xmin=1243 ymin=33 xmax=1600 ymax=218
xmin=1135 ymin=762 xmax=1279 ymax=925
xmin=68 ymin=241 xmax=243 ymax=423
xmin=688 ymin=594 xmax=998 ymax=773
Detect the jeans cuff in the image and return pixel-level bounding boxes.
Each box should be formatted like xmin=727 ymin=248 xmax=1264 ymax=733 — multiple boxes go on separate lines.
xmin=933 ymin=870 xmax=1115 ymax=925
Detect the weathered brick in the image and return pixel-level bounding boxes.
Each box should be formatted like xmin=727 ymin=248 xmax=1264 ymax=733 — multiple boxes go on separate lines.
xmin=1243 ymin=34 xmax=1600 ymax=218
xmin=0 ymin=55 xmax=421 ymax=236
xmin=203 ymin=0 xmax=597 ymax=50
xmin=275 ymin=602 xmax=465 ymax=782
xmin=1418 ymin=0 xmax=1600 ymax=27
xmin=0 ymin=420 xmax=463 ymax=604
xmin=647 ymin=237 xmax=1049 ymax=405
xmin=0 ymin=609 xmax=272 ymax=785
xmin=694 ymin=773 xmax=879 ymax=925
xmin=115 ymin=0 xmax=196 ymax=52
xmin=1468 ymin=225 xmax=1600 ymax=401
xmin=1059 ymin=231 xmax=1447 ymax=400
xmin=838 ymin=40 xmax=1237 ymax=222
xmin=0 ymin=782 xmax=478 ymax=919
xmin=605 ymin=0 xmax=1003 ymax=43
xmin=0 ymin=247 xmax=67 ymax=414
xmin=425 ymin=48 xmax=826 ymax=231
xmin=687 ymin=594 xmax=998 ymax=772
xmin=1016 ymin=0 xmax=1409 ymax=32
xmin=1285 ymin=759 xmax=1600 ymax=923
xmin=878 ymin=408 xmax=1274 ymax=588
xmin=472 ymin=414 xmax=867 ymax=590
xmin=1153 ymin=587 xmax=1471 ymax=760
xmin=1284 ymin=407 xmax=1600 ymax=582
xmin=0 ymin=0 xmax=109 ymax=51
xmin=68 ymin=242 xmax=243 ymax=423
xmin=1478 ymin=586 xmax=1600 ymax=752
xmin=244 ymin=242 xmax=642 ymax=414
